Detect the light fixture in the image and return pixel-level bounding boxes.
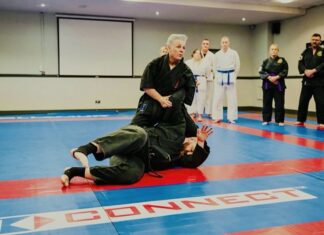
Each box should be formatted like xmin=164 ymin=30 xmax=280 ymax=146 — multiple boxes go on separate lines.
xmin=40 ymin=3 xmax=46 ymax=8
xmin=275 ymin=0 xmax=294 ymax=3
xmin=155 ymin=11 xmax=160 ymax=16
xmin=242 ymin=17 xmax=246 ymax=22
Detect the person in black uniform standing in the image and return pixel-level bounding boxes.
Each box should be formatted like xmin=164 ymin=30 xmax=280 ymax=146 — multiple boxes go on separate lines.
xmin=259 ymin=44 xmax=289 ymax=126
xmin=295 ymin=33 xmax=324 ymax=130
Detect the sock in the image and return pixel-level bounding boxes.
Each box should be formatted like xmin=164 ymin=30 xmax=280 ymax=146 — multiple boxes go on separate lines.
xmin=64 ymin=167 xmax=86 ymax=180
xmin=74 ymin=143 xmax=97 ymax=156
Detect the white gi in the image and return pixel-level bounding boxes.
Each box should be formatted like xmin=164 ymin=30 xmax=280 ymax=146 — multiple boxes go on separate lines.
xmin=185 ymin=58 xmax=211 ymax=115
xmin=202 ymin=51 xmax=214 ymax=116
xmin=212 ymin=48 xmax=240 ymax=122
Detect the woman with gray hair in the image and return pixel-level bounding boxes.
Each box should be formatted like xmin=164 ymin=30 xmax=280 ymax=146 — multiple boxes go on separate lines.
xmin=131 ymin=33 xmax=196 ymax=128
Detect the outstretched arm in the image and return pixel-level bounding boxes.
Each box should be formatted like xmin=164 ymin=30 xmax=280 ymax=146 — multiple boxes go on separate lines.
xmin=178 ymin=125 xmax=213 ymax=168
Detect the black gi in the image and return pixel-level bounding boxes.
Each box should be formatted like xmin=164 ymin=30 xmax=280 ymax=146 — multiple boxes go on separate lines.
xmin=259 ymin=56 xmax=288 ymax=123
xmin=83 ymin=55 xmax=200 ymax=185
xmin=130 ymin=54 xmax=197 ymax=160
xmin=297 ymin=46 xmax=324 ymax=124
xmin=131 ymin=54 xmax=196 ymax=127
xmin=87 ymin=123 xmax=210 ymax=185
xmin=87 ymin=87 xmax=205 ymax=185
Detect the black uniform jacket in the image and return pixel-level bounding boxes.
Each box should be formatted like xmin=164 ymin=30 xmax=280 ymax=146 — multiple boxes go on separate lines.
xmin=133 ymin=55 xmax=197 ymax=164
xmin=150 ymin=142 xmax=210 ymax=170
xmin=259 ymin=56 xmax=288 ymax=90
xmin=132 ymin=55 xmax=196 ymax=127
xmin=140 ymin=54 xmax=196 ymax=105
xmin=298 ymin=46 xmax=324 ymax=86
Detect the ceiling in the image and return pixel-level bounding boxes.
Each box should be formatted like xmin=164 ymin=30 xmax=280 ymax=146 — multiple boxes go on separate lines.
xmin=0 ymin=0 xmax=324 ymax=24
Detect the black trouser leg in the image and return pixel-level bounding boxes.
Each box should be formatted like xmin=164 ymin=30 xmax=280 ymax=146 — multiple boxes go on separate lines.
xmin=93 ymin=125 xmax=148 ymax=161
xmin=274 ymin=90 xmax=285 ymax=123
xmin=90 ymin=155 xmax=145 ymax=185
xmin=297 ymin=85 xmax=313 ymax=122
xmin=262 ymin=89 xmax=274 ymax=122
xmin=313 ymin=86 xmax=324 ymax=124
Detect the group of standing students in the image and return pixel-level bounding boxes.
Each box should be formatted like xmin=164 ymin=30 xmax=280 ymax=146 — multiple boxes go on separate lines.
xmin=181 ymin=37 xmax=240 ymax=124
xmin=168 ymin=33 xmax=323 ymax=129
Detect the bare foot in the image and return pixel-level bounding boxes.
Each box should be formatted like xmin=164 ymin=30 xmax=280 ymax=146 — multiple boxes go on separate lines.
xmin=61 ymin=174 xmax=70 ymax=187
xmin=70 ymin=149 xmax=89 ymax=168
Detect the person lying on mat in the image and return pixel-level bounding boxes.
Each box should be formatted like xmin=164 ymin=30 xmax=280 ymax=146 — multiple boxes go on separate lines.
xmin=61 ymin=124 xmax=212 ymax=186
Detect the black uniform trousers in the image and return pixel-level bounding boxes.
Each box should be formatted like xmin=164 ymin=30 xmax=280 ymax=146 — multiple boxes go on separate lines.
xmin=297 ymin=85 xmax=324 ymax=124
xmin=88 ymin=89 xmax=194 ymax=185
xmin=88 ymin=118 xmax=187 ymax=185
xmin=262 ymin=88 xmax=285 ymax=123
xmin=90 ymin=125 xmax=147 ymax=185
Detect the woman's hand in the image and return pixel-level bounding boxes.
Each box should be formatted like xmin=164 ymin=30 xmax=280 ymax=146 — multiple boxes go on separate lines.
xmin=159 ymin=96 xmax=172 ymax=108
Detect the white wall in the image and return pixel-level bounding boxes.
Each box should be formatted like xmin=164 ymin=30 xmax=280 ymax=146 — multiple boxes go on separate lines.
xmin=0 ymin=10 xmax=255 ymax=111
xmin=134 ymin=19 xmax=254 ymax=76
xmin=249 ymin=23 xmax=272 ymax=108
xmin=0 ymin=11 xmax=58 ymax=75
xmin=0 ymin=77 xmax=141 ymax=111
xmin=0 ymin=11 xmax=43 ymax=74
xmin=0 ymin=6 xmax=323 ymax=112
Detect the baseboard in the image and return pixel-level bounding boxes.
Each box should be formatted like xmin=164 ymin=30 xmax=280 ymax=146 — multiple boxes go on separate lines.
xmin=0 ymin=107 xmax=316 ymax=117
xmin=0 ymin=109 xmax=135 ymax=115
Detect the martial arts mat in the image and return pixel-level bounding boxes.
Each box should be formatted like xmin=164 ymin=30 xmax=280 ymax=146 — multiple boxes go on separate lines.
xmin=0 ymin=110 xmax=323 ymax=234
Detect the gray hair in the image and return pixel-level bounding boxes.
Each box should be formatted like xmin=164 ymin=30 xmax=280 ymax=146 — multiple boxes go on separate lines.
xmin=269 ymin=43 xmax=279 ymax=49
xmin=166 ymin=34 xmax=188 ymax=46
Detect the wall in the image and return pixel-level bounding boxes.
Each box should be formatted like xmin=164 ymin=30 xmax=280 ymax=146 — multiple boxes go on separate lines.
xmin=134 ymin=19 xmax=254 ymax=76
xmin=249 ymin=23 xmax=272 ymax=108
xmin=0 ymin=5 xmax=323 ymax=112
xmin=0 ymin=77 xmax=141 ymax=111
xmin=0 ymin=11 xmax=58 ymax=75
xmin=0 ymin=10 xmax=255 ymax=111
